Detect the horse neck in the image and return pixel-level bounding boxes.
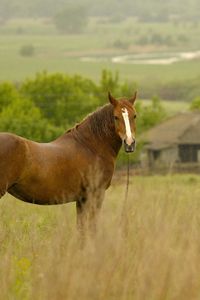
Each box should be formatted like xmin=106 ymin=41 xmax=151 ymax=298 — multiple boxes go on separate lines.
xmin=72 ymin=107 xmax=122 ymax=158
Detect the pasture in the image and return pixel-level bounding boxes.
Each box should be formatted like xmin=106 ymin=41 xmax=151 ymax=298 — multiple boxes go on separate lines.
xmin=1 ymin=174 xmax=200 ymax=299
xmin=0 ymin=18 xmax=200 ymax=84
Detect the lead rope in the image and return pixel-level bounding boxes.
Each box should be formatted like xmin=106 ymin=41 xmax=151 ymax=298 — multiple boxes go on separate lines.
xmin=120 ymin=154 xmax=130 ymax=235
xmin=125 ymin=154 xmax=130 ymax=204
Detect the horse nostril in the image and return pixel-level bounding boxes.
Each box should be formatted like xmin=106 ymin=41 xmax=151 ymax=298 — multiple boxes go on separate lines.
xmin=123 ymin=139 xmax=136 ymax=153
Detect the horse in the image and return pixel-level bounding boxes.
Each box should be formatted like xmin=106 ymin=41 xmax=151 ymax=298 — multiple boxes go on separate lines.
xmin=0 ymin=92 xmax=137 ymax=233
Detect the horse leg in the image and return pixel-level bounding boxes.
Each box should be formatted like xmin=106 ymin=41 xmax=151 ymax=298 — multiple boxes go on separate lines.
xmin=87 ymin=191 xmax=104 ymax=236
xmin=76 ymin=191 xmax=105 ymax=241
xmin=76 ymin=197 xmax=88 ymax=247
xmin=76 ymin=198 xmax=87 ymax=235
xmin=0 ymin=190 xmax=6 ymax=199
xmin=0 ymin=182 xmax=9 ymax=199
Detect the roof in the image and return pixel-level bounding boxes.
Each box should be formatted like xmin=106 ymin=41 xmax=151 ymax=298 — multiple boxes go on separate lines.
xmin=142 ymin=112 xmax=200 ymax=150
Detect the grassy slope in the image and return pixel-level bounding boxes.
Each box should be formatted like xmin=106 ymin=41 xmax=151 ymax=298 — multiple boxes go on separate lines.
xmin=1 ymin=174 xmax=200 ymax=299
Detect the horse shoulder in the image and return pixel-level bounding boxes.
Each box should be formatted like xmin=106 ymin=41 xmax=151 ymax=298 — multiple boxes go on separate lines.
xmin=0 ymin=133 xmax=28 ymax=191
xmin=0 ymin=132 xmax=27 ymax=156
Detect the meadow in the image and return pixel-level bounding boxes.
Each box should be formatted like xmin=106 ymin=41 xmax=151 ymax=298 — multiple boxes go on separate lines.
xmin=0 ymin=17 xmax=200 ymax=299
xmin=1 ymin=174 xmax=200 ymax=300
xmin=0 ymin=17 xmax=200 ymax=85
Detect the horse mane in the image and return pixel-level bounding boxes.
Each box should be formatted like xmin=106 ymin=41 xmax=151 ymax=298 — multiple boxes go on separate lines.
xmin=67 ymin=104 xmax=115 ymax=139
xmin=88 ymin=104 xmax=115 ymax=138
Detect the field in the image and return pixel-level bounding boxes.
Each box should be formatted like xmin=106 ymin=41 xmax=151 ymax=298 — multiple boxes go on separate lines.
xmin=0 ymin=18 xmax=200 ymax=85
xmin=1 ymin=174 xmax=200 ymax=299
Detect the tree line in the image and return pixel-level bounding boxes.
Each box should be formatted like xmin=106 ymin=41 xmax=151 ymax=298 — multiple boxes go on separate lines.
xmin=1 ymin=70 xmax=199 ymax=165
xmin=0 ymin=0 xmax=200 ymax=25
xmin=0 ymin=70 xmax=168 ymax=164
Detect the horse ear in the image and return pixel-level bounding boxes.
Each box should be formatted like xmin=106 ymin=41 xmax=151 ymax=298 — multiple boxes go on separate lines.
xmin=129 ymin=91 xmax=137 ymax=105
xmin=108 ymin=91 xmax=118 ymax=107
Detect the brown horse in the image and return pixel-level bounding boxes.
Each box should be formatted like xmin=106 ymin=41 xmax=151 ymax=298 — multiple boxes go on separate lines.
xmin=0 ymin=92 xmax=137 ymax=232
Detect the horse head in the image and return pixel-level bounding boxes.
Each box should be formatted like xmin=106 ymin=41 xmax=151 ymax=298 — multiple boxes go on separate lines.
xmin=108 ymin=91 xmax=137 ymax=153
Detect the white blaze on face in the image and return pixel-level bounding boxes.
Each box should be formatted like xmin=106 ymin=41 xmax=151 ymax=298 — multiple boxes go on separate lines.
xmin=121 ymin=108 xmax=134 ymax=146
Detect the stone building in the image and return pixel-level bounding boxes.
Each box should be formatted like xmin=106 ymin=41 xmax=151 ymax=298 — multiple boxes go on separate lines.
xmin=141 ymin=112 xmax=200 ymax=170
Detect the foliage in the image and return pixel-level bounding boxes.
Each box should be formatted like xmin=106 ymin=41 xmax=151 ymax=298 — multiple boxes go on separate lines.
xmin=0 ymin=82 xmax=19 ymax=113
xmin=99 ymin=69 xmax=138 ymax=106
xmin=190 ymin=96 xmax=200 ymax=111
xmin=99 ymin=69 xmax=120 ymax=103
xmin=112 ymin=39 xmax=129 ymax=50
xmin=136 ymin=95 xmax=167 ymax=133
xmin=54 ymin=4 xmax=89 ymax=34
xmin=19 ymin=44 xmax=35 ymax=57
xmin=0 ymin=97 xmax=62 ymax=141
xmin=21 ymin=72 xmax=99 ymax=127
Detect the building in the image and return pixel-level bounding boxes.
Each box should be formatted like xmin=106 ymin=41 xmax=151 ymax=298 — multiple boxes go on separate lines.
xmin=141 ymin=112 xmax=200 ymax=170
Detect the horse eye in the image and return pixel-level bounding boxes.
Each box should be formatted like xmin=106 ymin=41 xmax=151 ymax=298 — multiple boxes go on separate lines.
xmin=114 ymin=116 xmax=119 ymax=121
xmin=134 ymin=115 xmax=137 ymax=119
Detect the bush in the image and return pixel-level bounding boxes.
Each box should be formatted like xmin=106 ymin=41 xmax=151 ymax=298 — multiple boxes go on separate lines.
xmin=136 ymin=95 xmax=167 ymax=133
xmin=0 ymin=82 xmax=19 ymax=112
xmin=20 ymin=72 xmax=99 ymax=127
xmin=112 ymin=39 xmax=129 ymax=49
xmin=190 ymin=96 xmax=200 ymax=111
xmin=0 ymin=98 xmax=63 ymax=142
xmin=19 ymin=45 xmax=35 ymax=57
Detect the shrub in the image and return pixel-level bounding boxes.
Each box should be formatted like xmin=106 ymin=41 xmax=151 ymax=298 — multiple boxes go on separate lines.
xmin=19 ymin=45 xmax=35 ymax=57
xmin=190 ymin=96 xmax=200 ymax=111
xmin=0 ymin=98 xmax=63 ymax=142
xmin=20 ymin=72 xmax=99 ymax=127
xmin=112 ymin=39 xmax=129 ymax=49
xmin=136 ymin=95 xmax=167 ymax=133
xmin=0 ymin=82 xmax=19 ymax=112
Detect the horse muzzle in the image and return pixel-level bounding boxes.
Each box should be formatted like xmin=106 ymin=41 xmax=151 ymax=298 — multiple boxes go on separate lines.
xmin=124 ymin=139 xmax=136 ymax=153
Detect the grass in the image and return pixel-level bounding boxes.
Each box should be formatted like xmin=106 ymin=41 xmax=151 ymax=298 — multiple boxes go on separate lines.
xmin=0 ymin=18 xmax=200 ymax=83
xmin=1 ymin=174 xmax=200 ymax=299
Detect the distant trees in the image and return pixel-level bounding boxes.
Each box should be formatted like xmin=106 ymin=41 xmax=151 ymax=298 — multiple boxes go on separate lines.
xmin=0 ymin=70 xmax=166 ymax=137
xmin=54 ymin=4 xmax=89 ymax=34
xmin=0 ymin=70 xmax=168 ymax=164
xmin=1 ymin=0 xmax=200 ymax=23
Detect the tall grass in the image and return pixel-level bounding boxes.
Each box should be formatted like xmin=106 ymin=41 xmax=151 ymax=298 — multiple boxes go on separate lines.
xmin=1 ymin=174 xmax=200 ymax=299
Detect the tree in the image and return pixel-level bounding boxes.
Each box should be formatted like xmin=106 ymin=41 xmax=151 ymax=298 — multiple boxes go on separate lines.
xmin=0 ymin=82 xmax=19 ymax=113
xmin=0 ymin=97 xmax=62 ymax=141
xmin=136 ymin=95 xmax=166 ymax=133
xmin=54 ymin=4 xmax=89 ymax=34
xmin=20 ymin=72 xmax=99 ymax=127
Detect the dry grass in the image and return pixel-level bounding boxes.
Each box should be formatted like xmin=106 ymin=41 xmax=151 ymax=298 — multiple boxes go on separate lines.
xmin=1 ymin=174 xmax=200 ymax=300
